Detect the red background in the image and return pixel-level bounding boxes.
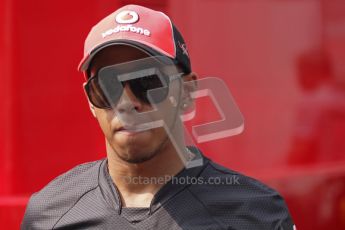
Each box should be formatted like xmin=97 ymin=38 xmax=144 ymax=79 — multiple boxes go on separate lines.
xmin=1 ymin=0 xmax=345 ymax=229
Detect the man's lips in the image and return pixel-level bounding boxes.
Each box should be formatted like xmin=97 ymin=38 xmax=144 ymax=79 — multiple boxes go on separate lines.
xmin=117 ymin=126 xmax=136 ymax=131
xmin=115 ymin=126 xmax=146 ymax=135
xmin=116 ymin=124 xmax=153 ymax=133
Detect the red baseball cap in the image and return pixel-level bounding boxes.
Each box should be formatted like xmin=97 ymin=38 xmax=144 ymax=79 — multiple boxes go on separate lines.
xmin=78 ymin=4 xmax=191 ymax=75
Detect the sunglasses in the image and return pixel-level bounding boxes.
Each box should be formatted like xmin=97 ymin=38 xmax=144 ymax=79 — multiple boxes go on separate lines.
xmin=84 ymin=57 xmax=183 ymax=109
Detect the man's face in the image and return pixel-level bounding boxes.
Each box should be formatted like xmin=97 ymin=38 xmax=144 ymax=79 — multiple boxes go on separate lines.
xmin=88 ymin=45 xmax=183 ymax=163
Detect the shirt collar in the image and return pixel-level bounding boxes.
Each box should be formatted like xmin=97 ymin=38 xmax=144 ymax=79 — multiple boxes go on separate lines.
xmin=98 ymin=147 xmax=209 ymax=215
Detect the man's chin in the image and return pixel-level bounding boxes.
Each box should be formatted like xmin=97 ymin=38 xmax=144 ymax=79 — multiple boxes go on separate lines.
xmin=109 ymin=135 xmax=169 ymax=164
xmin=118 ymin=151 xmax=157 ymax=164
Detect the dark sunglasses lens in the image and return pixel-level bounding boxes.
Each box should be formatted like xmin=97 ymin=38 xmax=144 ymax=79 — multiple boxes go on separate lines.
xmin=85 ymin=78 xmax=111 ymax=109
xmin=86 ymin=75 xmax=124 ymax=109
xmin=129 ymin=74 xmax=169 ymax=104
xmin=98 ymin=74 xmax=124 ymax=107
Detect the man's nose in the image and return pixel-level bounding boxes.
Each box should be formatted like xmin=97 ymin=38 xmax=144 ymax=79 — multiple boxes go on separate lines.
xmin=115 ymin=83 xmax=144 ymax=113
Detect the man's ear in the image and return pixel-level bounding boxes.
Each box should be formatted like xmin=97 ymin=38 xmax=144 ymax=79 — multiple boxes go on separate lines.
xmin=82 ymin=83 xmax=97 ymax=118
xmin=180 ymin=72 xmax=198 ymax=112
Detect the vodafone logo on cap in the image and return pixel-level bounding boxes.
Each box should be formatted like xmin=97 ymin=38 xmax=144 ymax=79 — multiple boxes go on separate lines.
xmin=115 ymin=10 xmax=139 ymax=24
xmin=102 ymin=10 xmax=151 ymax=38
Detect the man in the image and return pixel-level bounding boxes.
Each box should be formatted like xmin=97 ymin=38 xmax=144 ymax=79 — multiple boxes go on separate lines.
xmin=22 ymin=4 xmax=295 ymax=229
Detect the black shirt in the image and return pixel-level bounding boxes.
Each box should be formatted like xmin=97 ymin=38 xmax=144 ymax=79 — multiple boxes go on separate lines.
xmin=21 ymin=153 xmax=295 ymax=229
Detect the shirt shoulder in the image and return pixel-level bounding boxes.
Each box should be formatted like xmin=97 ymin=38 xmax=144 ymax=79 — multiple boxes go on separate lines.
xmin=188 ymin=159 xmax=295 ymax=230
xmin=21 ymin=159 xmax=104 ymax=229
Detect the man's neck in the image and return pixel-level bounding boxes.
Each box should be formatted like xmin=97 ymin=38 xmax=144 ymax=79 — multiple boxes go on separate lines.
xmin=106 ymin=141 xmax=185 ymax=207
